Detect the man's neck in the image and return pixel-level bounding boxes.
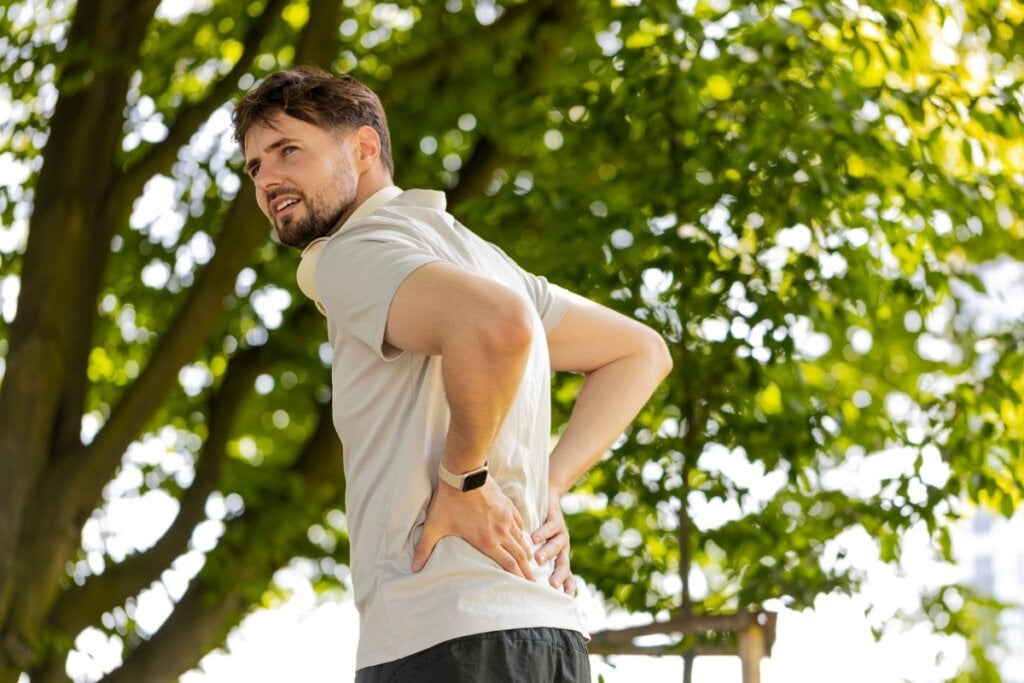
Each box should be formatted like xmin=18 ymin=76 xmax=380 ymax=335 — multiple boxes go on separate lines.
xmin=329 ymin=172 xmax=395 ymax=237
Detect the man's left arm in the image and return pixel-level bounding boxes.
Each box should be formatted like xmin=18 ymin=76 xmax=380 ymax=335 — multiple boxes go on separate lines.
xmin=532 ymin=292 xmax=673 ymax=592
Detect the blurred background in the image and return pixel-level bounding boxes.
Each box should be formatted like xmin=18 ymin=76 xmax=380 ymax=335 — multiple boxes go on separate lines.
xmin=1 ymin=0 xmax=1022 ymax=680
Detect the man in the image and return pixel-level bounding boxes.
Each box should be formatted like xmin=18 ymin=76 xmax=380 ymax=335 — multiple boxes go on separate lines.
xmin=233 ymin=66 xmax=672 ymax=682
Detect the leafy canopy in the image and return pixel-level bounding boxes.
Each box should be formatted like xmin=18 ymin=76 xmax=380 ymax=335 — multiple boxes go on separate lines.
xmin=0 ymin=0 xmax=1021 ymax=681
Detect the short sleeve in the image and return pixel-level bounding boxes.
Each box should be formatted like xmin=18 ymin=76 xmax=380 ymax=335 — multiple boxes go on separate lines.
xmin=517 ymin=270 xmax=571 ymax=335
xmin=316 ymin=225 xmax=442 ymax=360
xmin=487 ymin=244 xmax=571 ymax=334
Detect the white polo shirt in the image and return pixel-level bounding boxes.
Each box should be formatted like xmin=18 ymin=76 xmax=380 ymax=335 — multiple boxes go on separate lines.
xmin=299 ymin=187 xmax=587 ymax=669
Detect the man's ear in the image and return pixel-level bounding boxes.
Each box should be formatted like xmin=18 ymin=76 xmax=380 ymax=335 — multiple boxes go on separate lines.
xmin=353 ymin=125 xmax=381 ymax=171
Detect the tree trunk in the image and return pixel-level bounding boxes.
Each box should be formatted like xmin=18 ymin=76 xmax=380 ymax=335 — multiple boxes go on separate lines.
xmin=101 ymin=404 xmax=344 ymax=682
xmin=0 ymin=0 xmax=161 ymax=667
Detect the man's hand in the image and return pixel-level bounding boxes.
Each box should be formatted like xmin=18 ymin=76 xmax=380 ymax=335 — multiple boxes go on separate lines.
xmin=531 ymin=490 xmax=576 ymax=595
xmin=412 ymin=476 xmax=536 ymax=581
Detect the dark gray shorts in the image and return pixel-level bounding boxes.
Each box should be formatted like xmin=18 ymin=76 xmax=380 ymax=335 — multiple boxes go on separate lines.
xmin=354 ymin=627 xmax=591 ymax=682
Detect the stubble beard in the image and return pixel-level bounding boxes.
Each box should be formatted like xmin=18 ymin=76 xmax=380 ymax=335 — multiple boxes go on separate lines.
xmin=275 ymin=190 xmax=352 ymax=250
xmin=274 ymin=159 xmax=358 ymax=250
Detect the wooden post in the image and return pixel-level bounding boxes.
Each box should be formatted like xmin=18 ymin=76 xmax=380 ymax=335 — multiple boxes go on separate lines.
xmin=588 ymin=609 xmax=776 ymax=682
xmin=737 ymin=622 xmax=765 ymax=683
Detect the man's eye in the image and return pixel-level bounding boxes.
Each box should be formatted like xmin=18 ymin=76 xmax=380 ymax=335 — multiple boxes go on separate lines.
xmin=249 ymin=166 xmax=259 ymax=178
xmin=283 ymin=146 xmax=297 ymax=156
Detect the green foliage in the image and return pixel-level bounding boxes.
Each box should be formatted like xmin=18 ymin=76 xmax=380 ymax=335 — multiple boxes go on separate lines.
xmin=1 ymin=0 xmax=1023 ymax=680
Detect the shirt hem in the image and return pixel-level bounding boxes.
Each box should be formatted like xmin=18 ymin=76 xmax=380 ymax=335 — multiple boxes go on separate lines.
xmin=355 ymin=615 xmax=589 ymax=670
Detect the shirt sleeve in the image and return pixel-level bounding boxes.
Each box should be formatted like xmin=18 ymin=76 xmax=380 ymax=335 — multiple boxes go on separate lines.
xmin=488 ymin=244 xmax=572 ymax=334
xmin=316 ymin=224 xmax=442 ymax=360
xmin=517 ymin=270 xmax=572 ymax=335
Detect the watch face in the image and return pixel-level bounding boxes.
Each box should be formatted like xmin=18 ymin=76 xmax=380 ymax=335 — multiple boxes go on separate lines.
xmin=462 ymin=470 xmax=488 ymax=491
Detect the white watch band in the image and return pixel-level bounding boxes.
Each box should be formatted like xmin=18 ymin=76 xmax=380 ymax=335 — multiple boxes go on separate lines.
xmin=438 ymin=460 xmax=488 ymax=491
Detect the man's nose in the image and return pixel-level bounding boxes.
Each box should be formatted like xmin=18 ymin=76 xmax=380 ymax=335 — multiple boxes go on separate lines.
xmin=256 ymin=168 xmax=281 ymax=194
xmin=254 ymin=170 xmax=282 ymax=219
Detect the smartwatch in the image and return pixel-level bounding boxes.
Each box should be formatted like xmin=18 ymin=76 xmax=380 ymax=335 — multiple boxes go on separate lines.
xmin=439 ymin=460 xmax=488 ymax=492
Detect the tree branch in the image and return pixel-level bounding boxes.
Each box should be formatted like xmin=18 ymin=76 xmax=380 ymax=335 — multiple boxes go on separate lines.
xmin=5 ymin=0 xmax=343 ymax=659
xmin=678 ymin=388 xmax=700 ymax=618
xmin=68 ymin=0 xmax=293 ymax=435
xmin=100 ymin=403 xmax=344 ymax=683
xmin=389 ymin=0 xmax=557 ymax=82
xmin=0 ymin=0 xmax=161 ymax=655
xmin=99 ymin=576 xmax=249 ymax=683
xmin=292 ymin=402 xmax=346 ymax=493
xmin=294 ymin=0 xmax=343 ymax=66
xmin=445 ymin=0 xmax=577 ymax=207
xmin=5 ymin=194 xmax=269 ymax=654
xmin=34 ymin=0 xmax=168 ymax=454
xmin=77 ymin=196 xmax=268 ymax=503
xmin=48 ymin=346 xmax=269 ymax=639
xmin=38 ymin=0 xmax=341 ymax=605
xmin=121 ymin=0 xmax=291 ymax=194
xmin=22 ymin=650 xmax=66 ymax=683
xmin=447 ymin=135 xmax=506 ymax=207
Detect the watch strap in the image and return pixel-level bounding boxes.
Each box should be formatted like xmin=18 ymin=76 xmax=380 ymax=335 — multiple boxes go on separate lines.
xmin=438 ymin=460 xmax=488 ymax=492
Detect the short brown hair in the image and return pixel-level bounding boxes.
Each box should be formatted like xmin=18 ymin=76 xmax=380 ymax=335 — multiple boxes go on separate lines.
xmin=233 ymin=66 xmax=394 ymax=176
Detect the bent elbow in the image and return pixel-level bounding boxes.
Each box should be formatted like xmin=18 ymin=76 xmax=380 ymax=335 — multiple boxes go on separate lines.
xmin=486 ymin=296 xmax=535 ymax=359
xmin=647 ymin=330 xmax=673 ymax=382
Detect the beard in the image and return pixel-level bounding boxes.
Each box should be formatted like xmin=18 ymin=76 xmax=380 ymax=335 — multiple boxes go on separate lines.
xmin=272 ymin=155 xmax=358 ymax=249
xmin=273 ymin=189 xmax=352 ymax=249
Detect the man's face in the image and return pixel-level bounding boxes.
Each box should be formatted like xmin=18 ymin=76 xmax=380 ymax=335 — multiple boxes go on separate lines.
xmin=243 ymin=112 xmax=358 ymax=249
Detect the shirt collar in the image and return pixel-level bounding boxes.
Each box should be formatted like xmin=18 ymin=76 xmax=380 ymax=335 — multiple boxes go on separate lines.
xmin=342 ymin=184 xmax=404 ymax=227
xmin=296 ymin=185 xmax=404 ymax=313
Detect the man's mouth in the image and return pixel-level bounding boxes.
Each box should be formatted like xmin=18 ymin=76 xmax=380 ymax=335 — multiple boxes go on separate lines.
xmin=273 ymin=196 xmax=302 ymax=217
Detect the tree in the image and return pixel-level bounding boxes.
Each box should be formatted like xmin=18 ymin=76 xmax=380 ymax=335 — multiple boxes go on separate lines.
xmin=0 ymin=0 xmax=1021 ymax=681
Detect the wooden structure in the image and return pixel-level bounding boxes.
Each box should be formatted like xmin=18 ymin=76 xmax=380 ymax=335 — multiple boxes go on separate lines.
xmin=589 ymin=610 xmax=778 ymax=683
xmin=586 ymin=453 xmax=779 ymax=683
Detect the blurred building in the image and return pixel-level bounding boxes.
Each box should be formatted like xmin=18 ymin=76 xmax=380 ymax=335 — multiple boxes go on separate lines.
xmin=954 ymin=506 xmax=1024 ymax=682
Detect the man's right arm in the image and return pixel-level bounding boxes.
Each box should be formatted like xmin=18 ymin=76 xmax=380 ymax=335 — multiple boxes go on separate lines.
xmin=545 ymin=293 xmax=673 ymax=495
xmin=530 ymin=292 xmax=672 ymax=590
xmin=384 ymin=261 xmax=537 ymax=579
